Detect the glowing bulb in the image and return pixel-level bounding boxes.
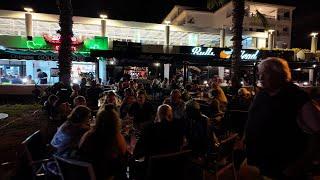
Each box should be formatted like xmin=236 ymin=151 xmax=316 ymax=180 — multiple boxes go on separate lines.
xmin=110 ymin=61 xmax=115 ymax=65
xmin=72 ymin=79 xmax=79 ymax=84
xmin=303 ymin=82 xmax=308 ymax=86
xmin=24 ymin=7 xmax=33 ymax=13
xmin=154 ymin=63 xmax=160 ymax=67
xmin=203 ymin=80 xmax=208 ymax=85
xmin=22 ymin=78 xmax=28 ymax=83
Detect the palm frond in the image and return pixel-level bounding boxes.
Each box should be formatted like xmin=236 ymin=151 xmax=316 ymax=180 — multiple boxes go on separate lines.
xmin=255 ymin=10 xmax=269 ymax=29
xmin=207 ymin=0 xmax=228 ymax=10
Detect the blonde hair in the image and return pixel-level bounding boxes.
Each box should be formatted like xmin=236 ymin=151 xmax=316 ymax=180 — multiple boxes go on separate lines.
xmin=258 ymin=57 xmax=292 ymax=82
xmin=156 ymin=104 xmax=172 ymax=122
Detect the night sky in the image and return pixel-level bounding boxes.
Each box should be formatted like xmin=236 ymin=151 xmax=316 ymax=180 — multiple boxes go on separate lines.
xmin=0 ymin=0 xmax=319 ymax=49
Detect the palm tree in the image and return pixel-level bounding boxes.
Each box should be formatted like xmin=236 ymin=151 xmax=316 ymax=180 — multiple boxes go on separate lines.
xmin=57 ymin=0 xmax=73 ymax=85
xmin=207 ymin=0 xmax=244 ymax=90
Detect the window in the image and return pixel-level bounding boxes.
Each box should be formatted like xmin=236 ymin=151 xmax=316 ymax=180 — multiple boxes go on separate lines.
xmin=283 ymin=27 xmax=288 ymax=32
xmin=284 ymin=12 xmax=290 ymax=18
xmin=256 ymin=29 xmax=264 ymax=32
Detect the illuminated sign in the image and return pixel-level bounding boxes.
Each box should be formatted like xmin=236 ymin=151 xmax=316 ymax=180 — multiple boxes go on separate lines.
xmin=43 ymin=34 xmax=84 ymax=51
xmin=219 ymin=49 xmax=259 ymax=60
xmin=191 ymin=47 xmax=215 ymax=56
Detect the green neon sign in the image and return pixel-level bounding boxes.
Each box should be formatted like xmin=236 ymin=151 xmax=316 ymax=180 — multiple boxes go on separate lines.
xmin=84 ymin=36 xmax=108 ymax=50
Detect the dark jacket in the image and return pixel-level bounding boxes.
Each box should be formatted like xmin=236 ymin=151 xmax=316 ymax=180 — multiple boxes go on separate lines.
xmin=245 ymin=83 xmax=309 ymax=178
xmin=134 ymin=120 xmax=184 ymax=158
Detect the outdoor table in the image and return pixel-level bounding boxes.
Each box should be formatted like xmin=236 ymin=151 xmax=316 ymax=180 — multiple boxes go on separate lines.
xmin=0 ymin=113 xmax=8 ymax=120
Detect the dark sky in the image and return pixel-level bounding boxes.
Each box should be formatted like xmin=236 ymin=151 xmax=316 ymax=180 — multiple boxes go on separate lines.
xmin=0 ymin=0 xmax=319 ymax=49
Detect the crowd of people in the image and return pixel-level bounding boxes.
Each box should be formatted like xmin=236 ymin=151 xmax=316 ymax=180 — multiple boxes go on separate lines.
xmin=30 ymin=57 xmax=320 ymax=180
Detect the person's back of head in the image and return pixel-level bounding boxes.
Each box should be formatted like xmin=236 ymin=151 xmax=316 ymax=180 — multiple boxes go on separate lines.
xmin=95 ymin=104 xmax=121 ymax=140
xmin=258 ymin=57 xmax=291 ymax=92
xmin=156 ymin=104 xmax=173 ymax=123
xmin=67 ymin=105 xmax=91 ymax=124
xmin=186 ymin=100 xmax=201 ymax=119
xmin=74 ymin=96 xmax=87 ymax=106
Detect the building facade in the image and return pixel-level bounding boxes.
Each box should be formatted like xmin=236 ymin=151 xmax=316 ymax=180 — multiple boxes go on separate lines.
xmin=163 ymin=1 xmax=295 ymax=49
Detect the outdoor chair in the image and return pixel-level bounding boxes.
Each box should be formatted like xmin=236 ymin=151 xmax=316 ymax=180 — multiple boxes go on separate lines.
xmin=15 ymin=130 xmax=54 ymax=180
xmin=145 ymin=150 xmax=196 ymax=180
xmin=207 ymin=133 xmax=239 ymax=180
xmin=54 ymin=155 xmax=96 ymax=180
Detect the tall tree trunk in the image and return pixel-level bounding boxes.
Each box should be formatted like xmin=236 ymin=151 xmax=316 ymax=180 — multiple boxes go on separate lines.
xmin=231 ymin=0 xmax=245 ymax=90
xmin=58 ymin=0 xmax=73 ymax=85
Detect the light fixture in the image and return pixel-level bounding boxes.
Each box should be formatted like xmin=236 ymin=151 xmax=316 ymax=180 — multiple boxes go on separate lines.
xmin=310 ymin=32 xmax=318 ymax=37
xmin=313 ymin=64 xmax=317 ymax=68
xmin=203 ymin=80 xmax=208 ymax=85
xmin=154 ymin=63 xmax=160 ymax=67
xmin=72 ymin=79 xmax=79 ymax=84
xmin=22 ymin=78 xmax=28 ymax=83
xmin=164 ymin=20 xmax=171 ymax=25
xmin=303 ymin=82 xmax=308 ymax=86
xmin=294 ymin=68 xmax=302 ymax=71
xmin=100 ymin=14 xmax=108 ymax=19
xmin=268 ymin=29 xmax=275 ymax=34
xmin=24 ymin=7 xmax=34 ymax=13
xmin=109 ymin=61 xmax=115 ymax=65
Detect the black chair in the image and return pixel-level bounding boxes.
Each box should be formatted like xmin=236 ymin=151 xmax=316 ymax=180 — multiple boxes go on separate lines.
xmin=15 ymin=130 xmax=53 ymax=180
xmin=54 ymin=155 xmax=96 ymax=180
xmin=207 ymin=133 xmax=239 ymax=180
xmin=145 ymin=150 xmax=195 ymax=180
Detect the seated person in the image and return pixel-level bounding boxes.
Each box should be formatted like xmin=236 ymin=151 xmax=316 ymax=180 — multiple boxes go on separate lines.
xmin=129 ymin=90 xmax=153 ymax=129
xmin=73 ymin=96 xmax=87 ymax=107
xmin=51 ymin=105 xmax=91 ymax=157
xmin=134 ymin=104 xmax=184 ymax=158
xmin=79 ymin=104 xmax=127 ymax=180
xmin=185 ymin=100 xmax=210 ymax=156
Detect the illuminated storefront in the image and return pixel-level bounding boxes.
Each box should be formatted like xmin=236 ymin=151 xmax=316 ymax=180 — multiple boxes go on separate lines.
xmin=0 ymin=35 xmax=108 ymax=84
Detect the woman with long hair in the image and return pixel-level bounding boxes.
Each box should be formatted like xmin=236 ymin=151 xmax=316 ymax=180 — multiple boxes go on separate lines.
xmin=51 ymin=105 xmax=91 ymax=157
xmin=79 ymin=104 xmax=127 ymax=179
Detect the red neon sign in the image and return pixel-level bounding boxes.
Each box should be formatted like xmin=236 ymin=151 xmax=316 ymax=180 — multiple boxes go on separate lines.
xmin=43 ymin=33 xmax=85 ymax=51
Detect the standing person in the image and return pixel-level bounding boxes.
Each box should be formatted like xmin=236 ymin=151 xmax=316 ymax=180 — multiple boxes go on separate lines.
xmin=37 ymin=69 xmax=48 ymax=84
xmin=86 ymin=80 xmax=103 ymax=110
xmin=79 ymin=78 xmax=87 ymax=97
xmin=245 ymin=57 xmax=310 ymax=179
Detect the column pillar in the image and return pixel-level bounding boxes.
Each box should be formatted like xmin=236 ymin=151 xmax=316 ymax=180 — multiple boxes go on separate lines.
xmin=99 ymin=58 xmax=107 ymax=84
xmin=25 ymin=13 xmax=33 ymax=39
xmin=267 ymin=30 xmax=274 ymax=50
xmin=101 ymin=19 xmax=107 ymax=37
xmin=218 ymin=28 xmax=226 ymax=81
xmin=164 ymin=23 xmax=170 ymax=80
xmin=309 ymin=69 xmax=314 ymax=84
xmin=219 ymin=28 xmax=225 ymax=48
xmin=311 ymin=33 xmax=318 ymax=53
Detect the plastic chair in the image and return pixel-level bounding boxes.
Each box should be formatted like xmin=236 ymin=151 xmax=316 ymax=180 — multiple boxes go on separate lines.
xmin=145 ymin=150 xmax=195 ymax=180
xmin=54 ymin=155 xmax=96 ymax=180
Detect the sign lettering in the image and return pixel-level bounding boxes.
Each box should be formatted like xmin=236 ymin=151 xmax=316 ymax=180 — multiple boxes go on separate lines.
xmin=191 ymin=47 xmax=215 ymax=56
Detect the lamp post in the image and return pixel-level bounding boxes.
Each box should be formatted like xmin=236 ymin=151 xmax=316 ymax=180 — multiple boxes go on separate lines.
xmin=24 ymin=7 xmax=34 ymax=40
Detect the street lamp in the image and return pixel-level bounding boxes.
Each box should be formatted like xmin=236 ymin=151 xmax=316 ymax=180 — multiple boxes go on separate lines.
xmin=24 ymin=7 xmax=34 ymax=40
xmin=310 ymin=32 xmax=318 ymax=37
xmin=267 ymin=29 xmax=275 ymax=50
